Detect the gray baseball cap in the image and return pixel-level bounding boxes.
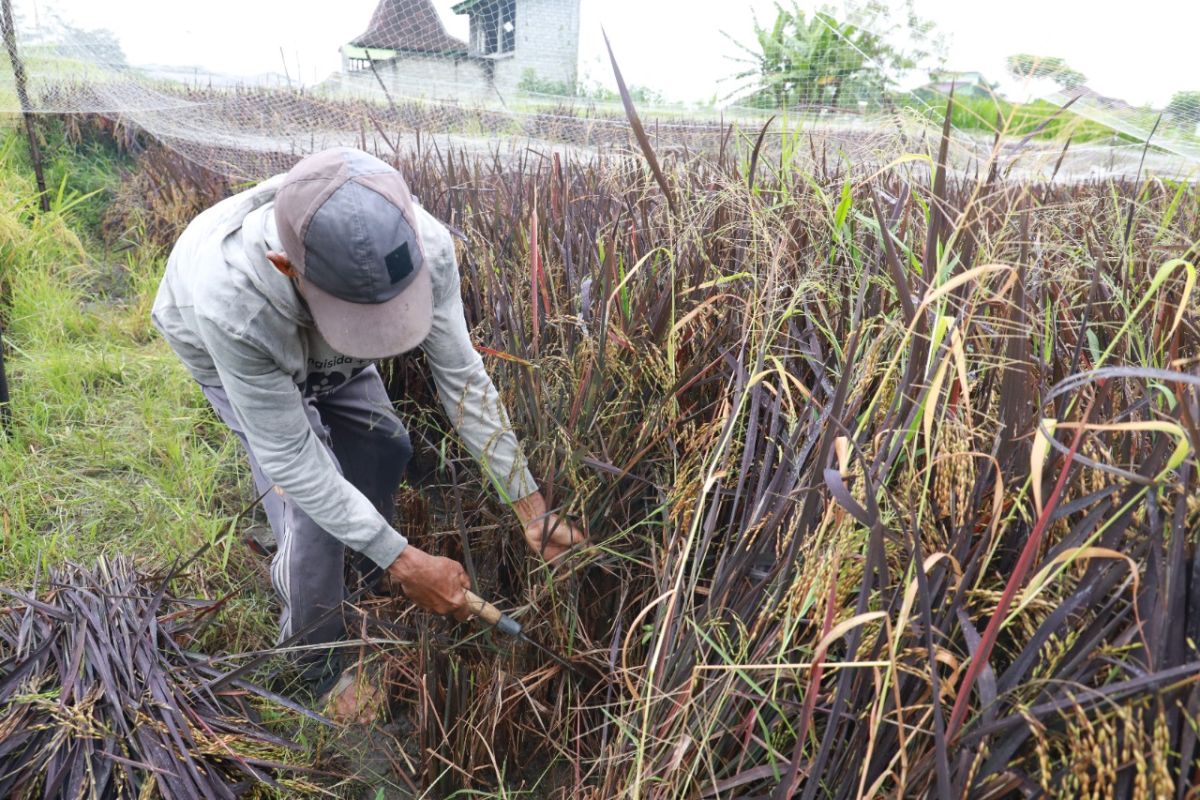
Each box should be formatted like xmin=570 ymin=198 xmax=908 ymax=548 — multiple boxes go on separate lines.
xmin=273 ymin=147 xmax=433 ymax=359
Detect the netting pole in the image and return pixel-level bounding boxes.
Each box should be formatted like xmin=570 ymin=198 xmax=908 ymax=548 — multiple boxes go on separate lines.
xmin=1 ymin=0 xmax=49 ymax=213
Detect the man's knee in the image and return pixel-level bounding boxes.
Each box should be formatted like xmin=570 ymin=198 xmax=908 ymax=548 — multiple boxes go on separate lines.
xmin=386 ymin=428 xmax=413 ymax=471
xmin=357 ymin=419 xmax=412 ymax=485
xmin=366 ymin=426 xmax=412 ymax=485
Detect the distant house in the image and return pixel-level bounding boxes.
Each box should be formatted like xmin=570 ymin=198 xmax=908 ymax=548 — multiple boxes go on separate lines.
xmin=1064 ymin=85 xmax=1133 ymax=111
xmin=341 ymin=0 xmax=581 ymax=102
xmin=916 ymin=70 xmax=995 ymax=100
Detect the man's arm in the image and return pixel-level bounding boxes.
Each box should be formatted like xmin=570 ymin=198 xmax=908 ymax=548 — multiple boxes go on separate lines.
xmin=420 ymin=227 xmax=585 ymax=559
xmin=196 ymin=313 xmax=407 ymax=568
xmin=199 ymin=309 xmax=475 ymax=617
xmin=419 ymin=225 xmax=536 ymax=502
xmin=422 ymin=288 xmax=538 ymax=501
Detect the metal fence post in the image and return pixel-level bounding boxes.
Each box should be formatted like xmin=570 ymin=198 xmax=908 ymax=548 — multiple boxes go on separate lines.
xmin=1 ymin=0 xmax=49 ymax=213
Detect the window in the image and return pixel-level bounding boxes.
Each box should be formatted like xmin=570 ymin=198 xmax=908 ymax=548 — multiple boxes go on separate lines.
xmin=476 ymin=0 xmax=516 ymax=56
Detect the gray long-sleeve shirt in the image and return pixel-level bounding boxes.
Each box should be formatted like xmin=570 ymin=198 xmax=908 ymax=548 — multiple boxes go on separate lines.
xmin=151 ymin=175 xmax=536 ymax=568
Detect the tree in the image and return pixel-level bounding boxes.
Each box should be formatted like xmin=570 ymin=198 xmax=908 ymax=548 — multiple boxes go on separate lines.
xmin=1005 ymin=54 xmax=1085 ymax=89
xmin=61 ymin=25 xmax=126 ymax=67
xmin=730 ymin=1 xmax=941 ymax=110
xmin=1165 ymin=91 xmax=1200 ymax=128
xmin=23 ymin=12 xmax=127 ymax=68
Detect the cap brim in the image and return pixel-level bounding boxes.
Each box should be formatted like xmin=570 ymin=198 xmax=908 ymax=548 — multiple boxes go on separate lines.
xmin=301 ymin=264 xmax=433 ymax=360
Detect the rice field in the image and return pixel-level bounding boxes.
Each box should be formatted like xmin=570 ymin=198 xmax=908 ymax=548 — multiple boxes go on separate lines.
xmin=377 ymin=109 xmax=1200 ymax=798
xmin=1 ymin=95 xmax=1199 ymax=798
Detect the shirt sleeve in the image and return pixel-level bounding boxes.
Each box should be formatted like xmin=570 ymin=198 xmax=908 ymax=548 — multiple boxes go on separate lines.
xmin=196 ymin=313 xmax=407 ymax=569
xmin=419 ymin=231 xmax=538 ymax=502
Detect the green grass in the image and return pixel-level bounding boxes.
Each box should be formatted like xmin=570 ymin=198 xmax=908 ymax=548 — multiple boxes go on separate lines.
xmin=900 ymin=93 xmax=1143 ymax=144
xmin=0 ymin=125 xmax=270 ymax=639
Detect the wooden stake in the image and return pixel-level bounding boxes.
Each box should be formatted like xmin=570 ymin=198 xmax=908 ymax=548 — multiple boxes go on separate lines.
xmin=0 ymin=0 xmax=48 ymax=212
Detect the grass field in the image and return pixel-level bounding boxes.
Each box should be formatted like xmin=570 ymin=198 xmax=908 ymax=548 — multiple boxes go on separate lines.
xmin=1 ymin=102 xmax=1199 ymax=798
xmin=899 ymin=94 xmax=1140 ymax=143
xmin=0 ymin=124 xmax=276 ymax=644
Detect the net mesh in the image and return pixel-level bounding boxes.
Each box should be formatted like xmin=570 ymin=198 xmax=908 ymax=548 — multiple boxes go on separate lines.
xmin=0 ymin=0 xmax=1195 ymax=182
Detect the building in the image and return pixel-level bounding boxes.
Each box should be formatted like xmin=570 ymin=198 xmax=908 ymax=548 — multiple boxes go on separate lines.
xmin=340 ymin=0 xmax=581 ymax=103
xmin=916 ymin=70 xmax=995 ymax=100
xmin=1066 ymin=85 xmax=1133 ymax=111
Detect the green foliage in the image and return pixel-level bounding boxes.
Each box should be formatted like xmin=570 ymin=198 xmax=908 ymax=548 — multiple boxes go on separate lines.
xmin=0 ymin=124 xmax=267 ymax=631
xmin=900 ymin=93 xmax=1133 ymax=143
xmin=8 ymin=15 xmax=129 ymax=82
xmin=1166 ymin=90 xmax=1200 ymax=127
xmin=0 ymin=119 xmax=127 ymax=237
xmin=517 ymin=68 xmax=576 ymax=97
xmin=517 ymin=68 xmax=664 ymax=105
xmin=731 ymin=0 xmax=941 ymax=109
xmin=42 ymin=119 xmax=128 ymax=234
xmin=27 ymin=14 xmax=128 ymax=67
xmin=1005 ymin=53 xmax=1087 ymax=88
xmin=584 ymin=82 xmax=664 ymax=105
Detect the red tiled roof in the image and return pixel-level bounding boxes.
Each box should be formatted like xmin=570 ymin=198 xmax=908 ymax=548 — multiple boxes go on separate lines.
xmin=350 ymin=0 xmax=468 ymax=55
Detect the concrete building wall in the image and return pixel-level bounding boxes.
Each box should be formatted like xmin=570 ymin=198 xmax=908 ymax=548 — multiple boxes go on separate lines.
xmin=343 ymin=55 xmax=496 ymax=103
xmin=492 ymin=0 xmax=581 ymax=96
xmin=340 ymin=0 xmax=581 ymax=105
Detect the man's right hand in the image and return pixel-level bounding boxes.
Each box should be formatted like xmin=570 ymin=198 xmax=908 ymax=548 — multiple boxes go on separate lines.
xmin=387 ymin=545 xmax=472 ymax=620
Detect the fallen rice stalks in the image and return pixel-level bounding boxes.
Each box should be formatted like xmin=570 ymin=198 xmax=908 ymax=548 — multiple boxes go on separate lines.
xmin=0 ymin=556 xmax=320 ymax=799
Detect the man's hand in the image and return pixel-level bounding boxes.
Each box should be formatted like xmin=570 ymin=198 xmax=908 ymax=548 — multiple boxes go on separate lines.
xmin=387 ymin=545 xmax=472 ymax=620
xmin=514 ymin=492 xmax=588 ymax=561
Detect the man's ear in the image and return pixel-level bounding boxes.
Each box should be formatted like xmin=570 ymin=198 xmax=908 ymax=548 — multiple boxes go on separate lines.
xmin=266 ymin=250 xmax=297 ymax=278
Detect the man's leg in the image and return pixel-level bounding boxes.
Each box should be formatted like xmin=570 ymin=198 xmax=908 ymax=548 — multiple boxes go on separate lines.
xmin=302 ymin=366 xmax=414 ymax=720
xmin=317 ymin=366 xmax=413 ymax=585
xmin=201 ymin=383 xmax=350 ymax=692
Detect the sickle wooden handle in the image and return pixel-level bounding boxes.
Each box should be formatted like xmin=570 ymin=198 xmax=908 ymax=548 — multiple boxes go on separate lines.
xmin=464 ymin=590 xmax=503 ymax=626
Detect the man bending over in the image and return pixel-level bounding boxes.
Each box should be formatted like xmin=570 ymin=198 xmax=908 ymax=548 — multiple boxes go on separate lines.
xmin=152 ymin=147 xmax=584 ymax=718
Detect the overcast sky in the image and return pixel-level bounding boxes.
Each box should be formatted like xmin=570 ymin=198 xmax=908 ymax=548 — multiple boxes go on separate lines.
xmin=25 ymin=0 xmax=1199 ymax=108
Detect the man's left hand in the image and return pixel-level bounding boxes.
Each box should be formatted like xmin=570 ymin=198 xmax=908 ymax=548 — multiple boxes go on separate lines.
xmin=514 ymin=492 xmax=588 ymax=561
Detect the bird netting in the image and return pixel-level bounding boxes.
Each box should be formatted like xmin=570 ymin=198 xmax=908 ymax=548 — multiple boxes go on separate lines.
xmin=0 ymin=0 xmax=1195 ymax=182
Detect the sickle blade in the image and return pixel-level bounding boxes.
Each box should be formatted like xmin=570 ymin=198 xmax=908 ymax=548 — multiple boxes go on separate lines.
xmin=520 ymin=633 xmax=581 ymax=676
